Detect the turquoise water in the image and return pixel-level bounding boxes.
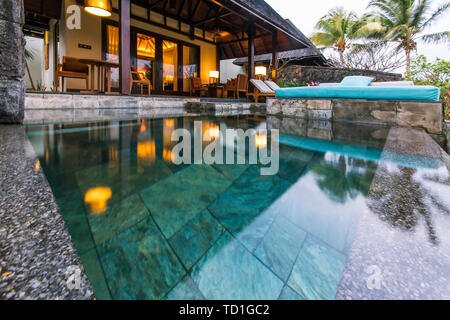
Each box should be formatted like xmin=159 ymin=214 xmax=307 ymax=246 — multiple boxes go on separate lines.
xmin=25 ymin=116 xmax=383 ymax=300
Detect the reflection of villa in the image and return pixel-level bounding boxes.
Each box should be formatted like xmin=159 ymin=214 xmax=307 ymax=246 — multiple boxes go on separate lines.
xmin=23 ymin=0 xmax=315 ymax=95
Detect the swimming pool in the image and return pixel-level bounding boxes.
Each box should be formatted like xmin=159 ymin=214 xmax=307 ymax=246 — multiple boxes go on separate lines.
xmin=24 ymin=115 xmax=450 ymax=300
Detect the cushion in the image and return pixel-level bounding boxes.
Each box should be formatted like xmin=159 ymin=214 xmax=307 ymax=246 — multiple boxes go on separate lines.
xmin=250 ymin=79 xmax=273 ymax=93
xmin=371 ymin=81 xmax=414 ymax=87
xmin=319 ymin=83 xmax=340 ymax=87
xmin=265 ymin=80 xmax=280 ymax=91
xmin=340 ymin=76 xmax=374 ymax=87
xmin=62 ymin=57 xmax=89 ymax=74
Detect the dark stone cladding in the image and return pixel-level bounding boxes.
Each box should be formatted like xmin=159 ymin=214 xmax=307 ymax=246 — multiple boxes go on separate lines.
xmin=0 ymin=125 xmax=94 ymax=299
xmin=0 ymin=0 xmax=25 ymax=123
xmin=278 ymin=65 xmax=402 ymax=85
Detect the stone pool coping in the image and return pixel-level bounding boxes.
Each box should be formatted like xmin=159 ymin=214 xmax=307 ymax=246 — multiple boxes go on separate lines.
xmin=1 ymin=111 xmax=450 ymax=300
xmin=0 ymin=125 xmax=93 ymax=299
xmin=267 ymin=97 xmax=445 ymax=136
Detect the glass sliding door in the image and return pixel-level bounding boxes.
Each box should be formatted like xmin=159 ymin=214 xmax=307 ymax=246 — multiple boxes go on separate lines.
xmin=162 ymin=40 xmax=178 ymax=92
xmin=183 ymin=45 xmax=199 ymax=93
xmin=106 ymin=25 xmax=119 ymax=89
xmin=136 ymin=33 xmax=155 ymax=89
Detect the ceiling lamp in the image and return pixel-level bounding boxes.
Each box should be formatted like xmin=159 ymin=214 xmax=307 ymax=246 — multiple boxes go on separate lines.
xmin=84 ymin=0 xmax=112 ymax=17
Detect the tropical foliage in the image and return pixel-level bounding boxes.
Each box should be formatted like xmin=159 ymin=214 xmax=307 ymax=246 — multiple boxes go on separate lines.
xmin=406 ymin=55 xmax=450 ymax=118
xmin=367 ymin=0 xmax=450 ymax=74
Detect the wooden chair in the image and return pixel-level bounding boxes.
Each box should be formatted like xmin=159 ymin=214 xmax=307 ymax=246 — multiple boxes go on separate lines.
xmin=190 ymin=77 xmax=208 ymax=96
xmin=247 ymin=79 xmax=275 ymax=102
xmin=130 ymin=66 xmax=151 ymax=96
xmin=56 ymin=56 xmax=89 ymax=92
xmin=223 ymin=79 xmax=236 ymax=98
xmin=234 ymin=74 xmax=248 ymax=98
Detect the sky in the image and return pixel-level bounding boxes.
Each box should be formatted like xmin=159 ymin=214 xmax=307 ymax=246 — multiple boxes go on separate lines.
xmin=265 ymin=0 xmax=450 ymax=72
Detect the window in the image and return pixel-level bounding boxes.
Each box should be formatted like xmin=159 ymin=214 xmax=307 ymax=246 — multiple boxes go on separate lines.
xmin=137 ymin=33 xmax=155 ymax=88
xmin=106 ymin=25 xmax=119 ymax=88
xmin=183 ymin=45 xmax=199 ymax=92
xmin=162 ymin=40 xmax=177 ymax=92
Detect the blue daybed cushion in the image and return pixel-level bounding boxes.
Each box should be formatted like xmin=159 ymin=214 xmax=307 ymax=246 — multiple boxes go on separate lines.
xmin=275 ymin=86 xmax=440 ymax=101
xmin=340 ymin=76 xmax=374 ymax=86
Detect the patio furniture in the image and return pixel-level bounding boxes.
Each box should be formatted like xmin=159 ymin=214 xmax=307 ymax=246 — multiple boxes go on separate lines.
xmin=78 ymin=58 xmax=119 ymax=94
xmin=207 ymin=83 xmax=225 ymax=98
xmin=190 ymin=77 xmax=208 ymax=96
xmin=275 ymin=85 xmax=440 ymax=101
xmin=223 ymin=79 xmax=236 ymax=98
xmin=234 ymin=74 xmax=248 ymax=98
xmin=56 ymin=56 xmax=89 ymax=92
xmin=264 ymin=80 xmax=280 ymax=91
xmin=130 ymin=66 xmax=151 ymax=96
xmin=247 ymin=79 xmax=275 ymax=102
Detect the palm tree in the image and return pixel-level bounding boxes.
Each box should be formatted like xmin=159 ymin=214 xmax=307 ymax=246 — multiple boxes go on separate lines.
xmin=367 ymin=0 xmax=450 ymax=75
xmin=310 ymin=8 xmax=381 ymax=64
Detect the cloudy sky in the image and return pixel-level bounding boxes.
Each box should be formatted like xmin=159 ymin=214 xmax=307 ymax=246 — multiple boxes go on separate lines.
xmin=265 ymin=0 xmax=450 ymax=70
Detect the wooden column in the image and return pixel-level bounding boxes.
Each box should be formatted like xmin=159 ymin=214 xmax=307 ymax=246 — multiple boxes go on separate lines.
xmin=119 ymin=0 xmax=131 ymax=95
xmin=154 ymin=38 xmax=163 ymax=92
xmin=271 ymin=32 xmax=279 ymax=81
xmin=247 ymin=23 xmax=255 ymax=88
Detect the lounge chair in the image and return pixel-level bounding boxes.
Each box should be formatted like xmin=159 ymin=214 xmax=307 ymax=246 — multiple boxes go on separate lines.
xmin=264 ymin=80 xmax=280 ymax=91
xmin=190 ymin=77 xmax=208 ymax=97
xmin=247 ymin=79 xmax=275 ymax=102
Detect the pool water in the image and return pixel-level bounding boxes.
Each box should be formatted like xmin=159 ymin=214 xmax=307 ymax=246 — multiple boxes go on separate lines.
xmin=24 ymin=115 xmax=437 ymax=300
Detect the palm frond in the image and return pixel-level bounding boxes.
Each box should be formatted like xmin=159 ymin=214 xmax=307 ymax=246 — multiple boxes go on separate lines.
xmin=421 ymin=31 xmax=450 ymax=43
xmin=421 ymin=1 xmax=450 ymax=28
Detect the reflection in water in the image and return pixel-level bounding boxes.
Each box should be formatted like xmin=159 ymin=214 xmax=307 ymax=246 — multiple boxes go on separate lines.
xmin=35 ymin=159 xmax=40 ymax=171
xmin=84 ymin=187 xmax=112 ymax=215
xmin=313 ymin=153 xmax=378 ymax=204
xmin=163 ymin=147 xmax=173 ymax=163
xmin=255 ymin=133 xmax=267 ymax=149
xmin=367 ymin=165 xmax=450 ymax=245
xmin=137 ymin=140 xmax=156 ymax=166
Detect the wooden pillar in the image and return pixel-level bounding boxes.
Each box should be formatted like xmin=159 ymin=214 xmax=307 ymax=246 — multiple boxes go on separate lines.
xmin=154 ymin=38 xmax=163 ymax=92
xmin=216 ymin=45 xmax=220 ymax=73
xmin=271 ymin=32 xmax=279 ymax=81
xmin=248 ymin=23 xmax=255 ymax=87
xmin=119 ymin=0 xmax=131 ymax=95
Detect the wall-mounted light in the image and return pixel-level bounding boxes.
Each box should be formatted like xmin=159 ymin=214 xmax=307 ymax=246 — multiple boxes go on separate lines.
xmin=84 ymin=0 xmax=112 ymax=17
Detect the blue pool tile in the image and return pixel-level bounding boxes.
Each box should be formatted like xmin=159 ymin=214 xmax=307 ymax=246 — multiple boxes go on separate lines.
xmin=98 ymin=218 xmax=185 ymax=300
xmin=164 ymin=276 xmax=205 ymax=300
xmin=208 ymin=166 xmax=292 ymax=241
xmin=64 ymin=214 xmax=95 ymax=255
xmin=278 ymin=173 xmax=361 ymax=253
xmin=169 ymin=210 xmax=225 ymax=270
xmin=277 ymin=145 xmax=315 ymax=182
xmin=87 ymin=193 xmax=150 ymax=245
xmin=140 ymin=164 xmax=233 ymax=238
xmin=254 ymin=215 xmax=307 ymax=281
xmin=278 ymin=285 xmax=306 ymax=300
xmin=190 ymin=232 xmax=284 ymax=300
xmin=287 ymin=236 xmax=347 ymax=300
xmin=79 ymin=249 xmax=111 ymax=300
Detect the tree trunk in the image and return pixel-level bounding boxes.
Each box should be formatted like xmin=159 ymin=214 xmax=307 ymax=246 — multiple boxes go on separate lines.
xmin=405 ymin=47 xmax=411 ymax=77
xmin=25 ymin=60 xmax=35 ymax=90
xmin=339 ymin=50 xmax=345 ymax=66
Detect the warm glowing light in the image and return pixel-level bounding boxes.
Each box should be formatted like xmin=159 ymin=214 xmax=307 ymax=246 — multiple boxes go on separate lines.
xmin=35 ymin=160 xmax=40 ymax=171
xmin=255 ymin=66 xmax=267 ymax=76
xmin=206 ymin=127 xmax=220 ymax=140
xmin=140 ymin=123 xmax=147 ymax=133
xmin=84 ymin=0 xmax=112 ymax=17
xmin=165 ymin=75 xmax=174 ymax=82
xmin=209 ymin=71 xmax=219 ymax=79
xmin=163 ymin=148 xmax=173 ymax=162
xmin=165 ymin=119 xmax=174 ymax=127
xmin=137 ymin=140 xmax=156 ymax=165
xmin=255 ymin=133 xmax=267 ymax=148
xmin=84 ymin=187 xmax=112 ymax=215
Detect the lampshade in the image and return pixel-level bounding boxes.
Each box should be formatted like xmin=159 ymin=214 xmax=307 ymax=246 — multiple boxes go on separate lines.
xmin=255 ymin=66 xmax=267 ymax=76
xmin=84 ymin=0 xmax=112 ymax=17
xmin=209 ymin=71 xmax=219 ymax=79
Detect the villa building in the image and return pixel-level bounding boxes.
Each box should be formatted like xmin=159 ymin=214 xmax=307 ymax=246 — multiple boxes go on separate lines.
xmin=23 ymin=0 xmax=315 ymax=95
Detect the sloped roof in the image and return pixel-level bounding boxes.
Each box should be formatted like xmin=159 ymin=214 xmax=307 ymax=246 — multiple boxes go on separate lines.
xmin=233 ymin=47 xmax=330 ymax=66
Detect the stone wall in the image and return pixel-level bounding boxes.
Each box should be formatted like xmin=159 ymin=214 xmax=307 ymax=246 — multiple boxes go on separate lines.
xmin=0 ymin=0 xmax=25 ymax=123
xmin=267 ymin=98 xmax=444 ymax=136
xmin=278 ymin=65 xmax=402 ymax=86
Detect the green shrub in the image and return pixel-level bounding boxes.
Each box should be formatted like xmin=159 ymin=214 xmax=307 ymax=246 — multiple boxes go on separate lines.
xmin=406 ymin=55 xmax=450 ymax=120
